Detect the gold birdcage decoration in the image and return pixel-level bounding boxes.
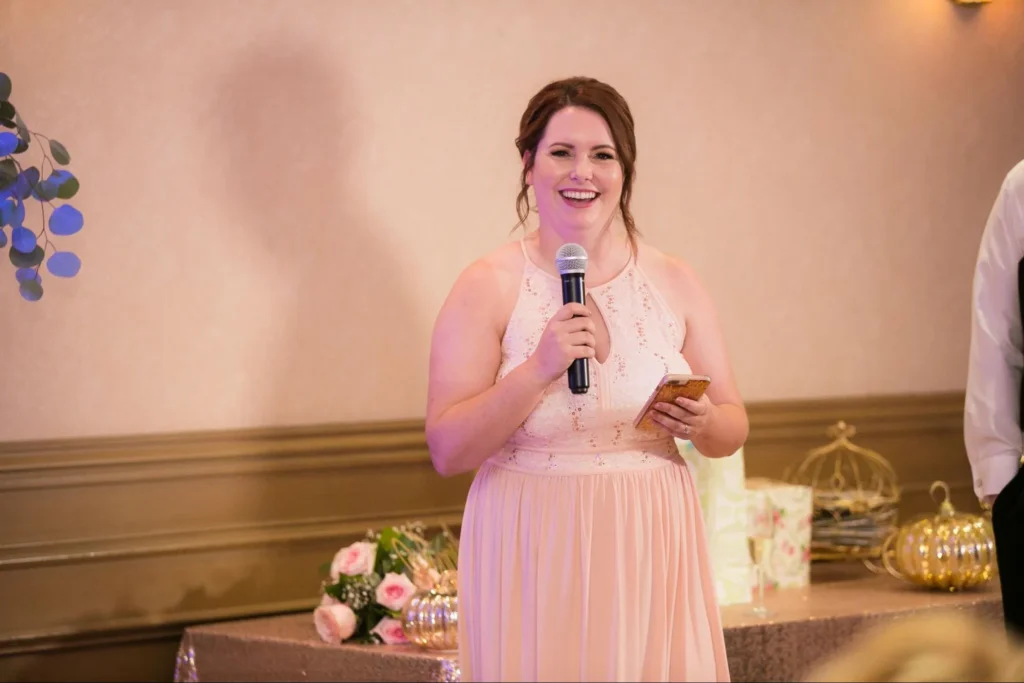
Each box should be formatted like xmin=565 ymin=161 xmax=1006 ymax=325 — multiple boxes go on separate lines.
xmin=783 ymin=420 xmax=901 ymax=562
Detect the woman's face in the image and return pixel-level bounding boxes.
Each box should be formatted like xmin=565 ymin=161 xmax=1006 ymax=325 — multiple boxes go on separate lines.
xmin=527 ymin=106 xmax=623 ymax=237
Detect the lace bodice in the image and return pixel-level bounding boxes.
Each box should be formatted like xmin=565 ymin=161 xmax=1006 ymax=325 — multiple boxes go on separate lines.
xmin=491 ymin=242 xmax=692 ymax=472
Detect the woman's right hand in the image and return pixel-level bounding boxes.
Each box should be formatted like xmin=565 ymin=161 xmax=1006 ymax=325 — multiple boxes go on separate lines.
xmin=526 ymin=302 xmax=597 ymax=385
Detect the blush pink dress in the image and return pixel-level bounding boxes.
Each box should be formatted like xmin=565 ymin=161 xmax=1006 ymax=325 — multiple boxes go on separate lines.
xmin=457 ymin=242 xmax=730 ymax=682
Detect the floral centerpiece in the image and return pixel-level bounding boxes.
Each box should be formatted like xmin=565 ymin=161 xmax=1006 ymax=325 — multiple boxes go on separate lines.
xmin=314 ymin=521 xmax=459 ymax=646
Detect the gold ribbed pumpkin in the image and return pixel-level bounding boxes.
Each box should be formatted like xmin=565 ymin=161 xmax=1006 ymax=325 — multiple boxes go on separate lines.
xmin=880 ymin=481 xmax=996 ymax=591
xmin=401 ymin=570 xmax=458 ymax=651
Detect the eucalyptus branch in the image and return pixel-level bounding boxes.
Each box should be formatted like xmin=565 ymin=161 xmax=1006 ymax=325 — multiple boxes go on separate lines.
xmin=0 ymin=70 xmax=84 ymax=301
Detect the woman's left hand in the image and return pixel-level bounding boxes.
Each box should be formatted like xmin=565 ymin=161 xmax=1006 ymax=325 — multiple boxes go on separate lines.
xmin=651 ymin=394 xmax=715 ymax=441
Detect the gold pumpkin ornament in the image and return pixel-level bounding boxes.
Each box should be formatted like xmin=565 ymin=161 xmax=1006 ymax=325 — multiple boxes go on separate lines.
xmin=401 ymin=569 xmax=459 ymax=651
xmin=879 ymin=481 xmax=996 ymax=591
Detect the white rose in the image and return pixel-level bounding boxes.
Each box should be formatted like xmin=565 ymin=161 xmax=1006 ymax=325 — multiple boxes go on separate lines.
xmin=330 ymin=541 xmax=377 ymax=580
xmin=375 ymin=572 xmax=417 ymax=611
xmin=313 ymin=603 xmax=357 ymax=644
xmin=371 ymin=617 xmax=409 ymax=645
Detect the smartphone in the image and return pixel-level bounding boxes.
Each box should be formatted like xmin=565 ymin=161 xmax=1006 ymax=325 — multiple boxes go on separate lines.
xmin=633 ymin=373 xmax=712 ymax=431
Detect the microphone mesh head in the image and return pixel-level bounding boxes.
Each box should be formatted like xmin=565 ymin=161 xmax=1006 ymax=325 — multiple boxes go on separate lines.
xmin=555 ymin=243 xmax=588 ymax=275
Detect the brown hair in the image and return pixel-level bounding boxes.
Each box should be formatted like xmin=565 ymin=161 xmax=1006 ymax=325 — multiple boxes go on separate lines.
xmin=804 ymin=612 xmax=1024 ymax=682
xmin=513 ymin=76 xmax=639 ymax=254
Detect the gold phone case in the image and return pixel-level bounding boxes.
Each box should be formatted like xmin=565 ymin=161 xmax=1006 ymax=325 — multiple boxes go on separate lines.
xmin=633 ymin=374 xmax=712 ymax=432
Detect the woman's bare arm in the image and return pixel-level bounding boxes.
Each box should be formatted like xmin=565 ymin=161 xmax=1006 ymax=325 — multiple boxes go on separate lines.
xmin=424 ymin=260 xmax=552 ymax=477
xmin=673 ymin=259 xmax=749 ymax=458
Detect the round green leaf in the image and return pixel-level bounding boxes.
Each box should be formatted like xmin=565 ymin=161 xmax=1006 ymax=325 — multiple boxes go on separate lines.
xmin=15 ymin=267 xmax=38 ymax=284
xmin=0 ymin=132 xmax=16 ymax=156
xmin=14 ymin=114 xmax=28 ymax=141
xmin=11 ymin=167 xmax=38 ymax=200
xmin=0 ymin=100 xmax=14 ymax=129
xmin=32 ymin=179 xmax=58 ymax=201
xmin=49 ymin=139 xmax=70 ymax=165
xmin=11 ymin=226 xmax=35 ymax=253
xmin=46 ymin=250 xmax=80 ymax=278
xmin=10 ymin=244 xmax=44 ymax=268
xmin=0 ymin=159 xmax=16 ymax=189
xmin=0 ymin=73 xmax=10 ymax=102
xmin=19 ymin=278 xmax=43 ymax=302
xmin=56 ymin=175 xmax=79 ymax=200
xmin=49 ymin=204 xmax=83 ymax=235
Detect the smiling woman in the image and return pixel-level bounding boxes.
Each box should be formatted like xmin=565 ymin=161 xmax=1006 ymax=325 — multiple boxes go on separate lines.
xmin=425 ymin=76 xmax=747 ymax=682
xmin=527 ymin=108 xmax=621 ymax=237
xmin=513 ymin=78 xmax=638 ymax=260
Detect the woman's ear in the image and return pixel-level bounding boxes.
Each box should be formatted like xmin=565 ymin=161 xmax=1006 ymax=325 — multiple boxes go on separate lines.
xmin=522 ymin=151 xmax=532 ymax=186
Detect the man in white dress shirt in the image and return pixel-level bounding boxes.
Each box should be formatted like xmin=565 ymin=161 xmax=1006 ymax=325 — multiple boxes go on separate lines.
xmin=965 ymin=158 xmax=1024 ymax=636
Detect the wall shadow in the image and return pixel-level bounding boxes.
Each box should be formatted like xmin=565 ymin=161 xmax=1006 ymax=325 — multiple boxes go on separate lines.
xmin=204 ymin=36 xmax=420 ymax=430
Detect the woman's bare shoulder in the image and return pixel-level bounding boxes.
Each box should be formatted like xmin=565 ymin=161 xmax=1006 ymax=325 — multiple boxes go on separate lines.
xmin=455 ymin=240 xmax=524 ymax=293
xmin=637 ymin=241 xmax=699 ymax=290
xmin=479 ymin=239 xmax=527 ymax=277
xmin=438 ymin=239 xmax=525 ymax=327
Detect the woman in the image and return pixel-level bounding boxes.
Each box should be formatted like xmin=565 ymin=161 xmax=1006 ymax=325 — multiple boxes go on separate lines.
xmin=425 ymin=76 xmax=747 ymax=682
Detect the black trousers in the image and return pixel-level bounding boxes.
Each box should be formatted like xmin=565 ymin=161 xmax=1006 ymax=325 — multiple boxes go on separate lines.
xmin=993 ymin=464 xmax=1024 ymax=637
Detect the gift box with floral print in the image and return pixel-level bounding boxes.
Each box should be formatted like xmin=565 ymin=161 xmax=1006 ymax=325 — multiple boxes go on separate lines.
xmin=746 ymin=477 xmax=814 ymax=591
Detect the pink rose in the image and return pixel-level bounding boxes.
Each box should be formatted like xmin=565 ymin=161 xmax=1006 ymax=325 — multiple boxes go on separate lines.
xmin=330 ymin=541 xmax=377 ymax=580
xmin=371 ymin=617 xmax=408 ymax=645
xmin=313 ymin=603 xmax=357 ymax=644
xmin=320 ymin=593 xmax=340 ymax=607
xmin=375 ymin=572 xmax=417 ymax=611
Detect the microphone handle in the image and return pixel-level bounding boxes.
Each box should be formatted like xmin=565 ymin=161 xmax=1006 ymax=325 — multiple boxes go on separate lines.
xmin=561 ymin=272 xmax=590 ymax=395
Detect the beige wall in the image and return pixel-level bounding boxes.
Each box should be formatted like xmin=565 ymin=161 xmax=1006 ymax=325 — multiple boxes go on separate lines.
xmin=1 ymin=0 xmax=1022 ymax=441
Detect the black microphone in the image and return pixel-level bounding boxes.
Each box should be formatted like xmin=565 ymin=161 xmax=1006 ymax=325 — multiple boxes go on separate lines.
xmin=555 ymin=243 xmax=590 ymax=395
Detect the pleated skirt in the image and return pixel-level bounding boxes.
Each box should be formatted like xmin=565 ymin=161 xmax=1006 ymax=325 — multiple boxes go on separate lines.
xmin=457 ymin=448 xmax=730 ymax=682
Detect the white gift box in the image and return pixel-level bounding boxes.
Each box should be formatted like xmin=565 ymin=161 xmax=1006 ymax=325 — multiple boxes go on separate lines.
xmin=677 ymin=439 xmax=752 ymax=606
xmin=746 ymin=477 xmax=814 ymax=591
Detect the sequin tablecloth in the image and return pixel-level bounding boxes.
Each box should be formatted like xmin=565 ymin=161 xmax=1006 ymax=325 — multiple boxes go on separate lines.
xmin=174 ymin=622 xmax=460 ymax=683
xmin=175 ymin=565 xmax=1002 ymax=683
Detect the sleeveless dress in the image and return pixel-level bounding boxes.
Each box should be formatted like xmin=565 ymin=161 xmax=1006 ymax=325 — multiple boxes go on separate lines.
xmin=457 ymin=242 xmax=730 ymax=682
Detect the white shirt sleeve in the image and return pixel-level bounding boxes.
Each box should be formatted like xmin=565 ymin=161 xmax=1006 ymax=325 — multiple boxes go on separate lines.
xmin=965 ymin=161 xmax=1024 ymax=502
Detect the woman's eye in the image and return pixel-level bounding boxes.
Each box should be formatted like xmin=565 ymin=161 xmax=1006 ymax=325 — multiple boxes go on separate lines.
xmin=596 ymin=152 xmax=615 ymax=161
xmin=551 ymin=150 xmax=570 ymax=158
